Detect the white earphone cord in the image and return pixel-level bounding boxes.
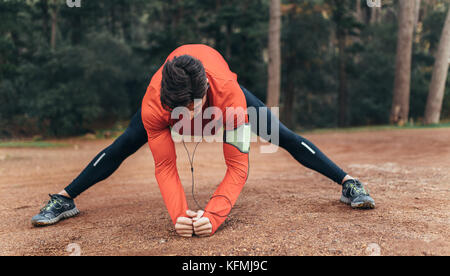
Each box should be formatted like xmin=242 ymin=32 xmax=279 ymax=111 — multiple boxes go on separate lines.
xmin=182 ymin=138 xmax=233 ymax=218
xmin=181 ymin=139 xmax=203 ymax=211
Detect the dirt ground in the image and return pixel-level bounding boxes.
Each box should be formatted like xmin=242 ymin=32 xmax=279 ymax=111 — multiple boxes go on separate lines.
xmin=0 ymin=128 xmax=449 ymax=256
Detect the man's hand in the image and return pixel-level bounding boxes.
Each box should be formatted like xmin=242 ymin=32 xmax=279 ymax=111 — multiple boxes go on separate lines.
xmin=192 ymin=210 xmax=213 ymax=237
xmin=175 ymin=210 xmax=197 ymax=238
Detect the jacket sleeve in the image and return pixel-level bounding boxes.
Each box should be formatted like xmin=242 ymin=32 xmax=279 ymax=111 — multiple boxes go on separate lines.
xmin=203 ymin=80 xmax=250 ymax=234
xmin=145 ymin=121 xmax=188 ymax=226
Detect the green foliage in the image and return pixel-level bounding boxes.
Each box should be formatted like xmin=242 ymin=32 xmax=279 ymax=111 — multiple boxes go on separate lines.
xmin=0 ymin=141 xmax=70 ymax=148
xmin=281 ymin=0 xmax=337 ymax=129
xmin=6 ymin=33 xmax=144 ymax=136
xmin=0 ymin=0 xmax=449 ymax=137
xmin=347 ymin=21 xmax=398 ymax=126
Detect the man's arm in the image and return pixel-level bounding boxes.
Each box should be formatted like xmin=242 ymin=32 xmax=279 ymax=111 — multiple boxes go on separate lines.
xmin=200 ymin=80 xmax=250 ymax=235
xmin=202 ymin=142 xmax=249 ymax=234
xmin=147 ymin=126 xmax=189 ymax=226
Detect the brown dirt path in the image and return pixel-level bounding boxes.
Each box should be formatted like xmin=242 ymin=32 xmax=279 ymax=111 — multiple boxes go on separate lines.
xmin=0 ymin=128 xmax=449 ymax=256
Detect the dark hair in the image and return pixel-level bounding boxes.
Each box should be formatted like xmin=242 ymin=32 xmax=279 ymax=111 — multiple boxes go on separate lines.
xmin=160 ymin=55 xmax=208 ymax=111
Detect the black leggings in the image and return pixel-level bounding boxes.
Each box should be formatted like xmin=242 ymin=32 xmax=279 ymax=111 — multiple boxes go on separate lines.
xmin=64 ymin=87 xmax=347 ymax=198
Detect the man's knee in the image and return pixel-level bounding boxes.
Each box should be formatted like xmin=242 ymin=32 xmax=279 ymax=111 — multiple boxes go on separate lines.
xmin=278 ymin=126 xmax=299 ymax=149
xmin=110 ymin=129 xmax=144 ymax=157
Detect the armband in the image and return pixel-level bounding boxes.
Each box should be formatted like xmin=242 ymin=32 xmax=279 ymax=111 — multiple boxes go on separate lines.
xmin=223 ymin=123 xmax=251 ymax=153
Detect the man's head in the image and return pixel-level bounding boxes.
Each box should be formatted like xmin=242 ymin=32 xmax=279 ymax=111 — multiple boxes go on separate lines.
xmin=161 ymin=55 xmax=208 ymax=112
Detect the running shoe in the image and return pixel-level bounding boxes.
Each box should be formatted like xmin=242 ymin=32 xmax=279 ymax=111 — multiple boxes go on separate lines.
xmin=341 ymin=179 xmax=375 ymax=209
xmin=31 ymin=194 xmax=79 ymax=226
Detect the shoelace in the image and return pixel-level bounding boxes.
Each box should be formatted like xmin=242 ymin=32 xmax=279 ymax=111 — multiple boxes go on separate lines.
xmin=40 ymin=194 xmax=62 ymax=212
xmin=347 ymin=179 xmax=368 ymax=196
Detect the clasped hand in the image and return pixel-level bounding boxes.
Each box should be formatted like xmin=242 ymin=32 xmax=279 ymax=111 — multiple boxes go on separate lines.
xmin=175 ymin=210 xmax=212 ymax=238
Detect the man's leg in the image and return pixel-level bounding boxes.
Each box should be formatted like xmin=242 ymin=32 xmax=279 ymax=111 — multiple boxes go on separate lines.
xmin=241 ymin=86 xmax=375 ymax=208
xmin=241 ymin=86 xmax=348 ymax=184
xmin=64 ymin=108 xmax=148 ymax=198
xmin=32 ymin=109 xmax=148 ymax=226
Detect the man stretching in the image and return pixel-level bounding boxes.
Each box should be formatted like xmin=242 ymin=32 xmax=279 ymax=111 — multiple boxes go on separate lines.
xmin=31 ymin=44 xmax=375 ymax=237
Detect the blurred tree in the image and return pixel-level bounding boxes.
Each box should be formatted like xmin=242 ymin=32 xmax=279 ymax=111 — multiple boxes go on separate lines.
xmin=14 ymin=33 xmax=141 ymax=136
xmin=329 ymin=0 xmax=362 ymax=127
xmin=415 ymin=0 xmax=422 ymax=28
xmin=1 ymin=0 xmax=449 ymax=138
xmin=424 ymin=6 xmax=450 ymax=124
xmin=280 ymin=1 xmax=334 ymax=129
xmin=49 ymin=0 xmax=61 ymax=50
xmin=38 ymin=0 xmax=51 ymax=45
xmin=390 ymin=0 xmax=416 ymax=125
xmin=266 ymin=0 xmax=281 ymax=108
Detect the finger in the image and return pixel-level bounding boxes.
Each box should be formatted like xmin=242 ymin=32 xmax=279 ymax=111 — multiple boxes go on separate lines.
xmin=178 ymin=233 xmax=193 ymax=238
xmin=196 ymin=232 xmax=211 ymax=237
xmin=186 ymin=210 xmax=197 ymax=218
xmin=194 ymin=223 xmax=212 ymax=232
xmin=194 ymin=229 xmax=212 ymax=235
xmin=176 ymin=216 xmax=193 ymax=223
xmin=177 ymin=230 xmax=194 ymax=235
xmin=193 ymin=220 xmax=212 ymax=230
xmin=192 ymin=210 xmax=204 ymax=222
xmin=176 ymin=217 xmax=193 ymax=225
xmin=194 ymin=225 xmax=212 ymax=233
xmin=175 ymin=224 xmax=193 ymax=230
xmin=196 ymin=210 xmax=204 ymax=219
xmin=193 ymin=217 xmax=210 ymax=228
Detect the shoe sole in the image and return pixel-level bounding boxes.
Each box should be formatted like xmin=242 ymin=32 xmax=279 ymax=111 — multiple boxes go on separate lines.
xmin=31 ymin=207 xmax=80 ymax=227
xmin=340 ymin=195 xmax=375 ymax=209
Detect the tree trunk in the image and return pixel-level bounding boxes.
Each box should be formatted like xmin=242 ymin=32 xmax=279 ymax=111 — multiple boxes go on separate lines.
xmin=356 ymin=0 xmax=364 ymax=22
xmin=109 ymin=3 xmax=117 ymax=36
xmin=214 ymin=0 xmax=222 ymax=49
xmin=121 ymin=1 xmax=132 ymax=43
xmin=266 ymin=0 xmax=281 ymax=108
xmin=40 ymin=0 xmax=50 ymax=45
xmin=337 ymin=29 xmax=348 ymax=127
xmin=424 ymin=8 xmax=450 ymax=124
xmin=370 ymin=6 xmax=380 ymax=24
xmin=225 ymin=22 xmax=232 ymax=61
xmin=282 ymin=82 xmax=295 ymax=129
xmin=282 ymin=43 xmax=295 ymax=129
xmin=281 ymin=10 xmax=295 ymax=130
xmin=414 ymin=0 xmax=422 ymax=28
xmin=353 ymin=0 xmax=363 ymax=56
xmin=71 ymin=9 xmax=82 ymax=45
xmin=50 ymin=0 xmax=59 ymax=50
xmin=390 ymin=0 xmax=416 ymax=125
